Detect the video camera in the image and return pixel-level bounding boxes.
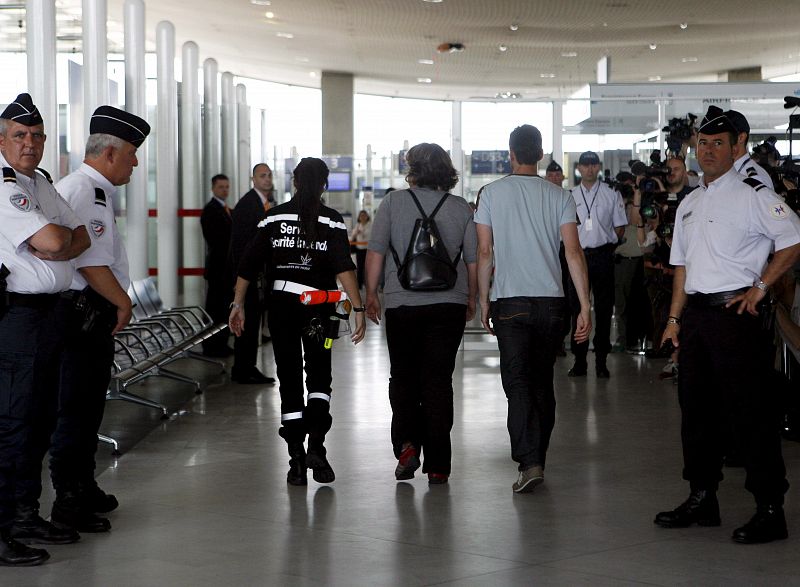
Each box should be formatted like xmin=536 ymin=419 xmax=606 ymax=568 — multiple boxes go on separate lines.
xmin=662 ymin=113 xmax=697 ymax=155
xmin=777 ymin=158 xmax=800 ymax=214
xmin=630 ymin=151 xmax=670 ymax=221
xmin=602 ymin=170 xmax=635 ymax=200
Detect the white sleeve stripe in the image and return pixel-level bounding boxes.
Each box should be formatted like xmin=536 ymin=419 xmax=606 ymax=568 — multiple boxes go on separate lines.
xmin=257 ymin=213 xmax=346 ymax=230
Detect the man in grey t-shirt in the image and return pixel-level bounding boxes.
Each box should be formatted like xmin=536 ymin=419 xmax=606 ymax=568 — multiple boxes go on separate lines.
xmin=475 ymin=124 xmax=591 ymax=494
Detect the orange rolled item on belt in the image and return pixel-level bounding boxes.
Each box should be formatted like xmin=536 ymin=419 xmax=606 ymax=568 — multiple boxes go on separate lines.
xmin=299 ymin=290 xmax=348 ymax=305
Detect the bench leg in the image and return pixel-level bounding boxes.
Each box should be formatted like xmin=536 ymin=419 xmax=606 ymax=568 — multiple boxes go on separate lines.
xmin=186 ymin=350 xmax=227 ymax=373
xmin=108 ymin=387 xmax=170 ymax=419
xmin=98 ymin=434 xmax=121 ymax=456
xmin=157 ymin=367 xmax=203 ymax=394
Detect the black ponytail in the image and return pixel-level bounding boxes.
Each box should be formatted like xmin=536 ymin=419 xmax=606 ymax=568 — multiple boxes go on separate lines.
xmin=293 ymin=157 xmax=329 ymax=246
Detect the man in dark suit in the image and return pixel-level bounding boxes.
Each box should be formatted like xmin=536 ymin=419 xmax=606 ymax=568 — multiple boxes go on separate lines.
xmin=228 ymin=163 xmax=276 ymax=384
xmin=201 ymin=174 xmax=234 ymax=357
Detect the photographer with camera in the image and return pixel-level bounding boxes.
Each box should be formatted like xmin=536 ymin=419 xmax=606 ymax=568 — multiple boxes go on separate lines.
xmin=654 ymin=106 xmax=800 ymax=544
xmin=567 ymin=151 xmax=627 ymax=378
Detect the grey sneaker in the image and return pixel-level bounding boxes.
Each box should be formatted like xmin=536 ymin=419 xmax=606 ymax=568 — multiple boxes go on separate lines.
xmin=512 ymin=465 xmax=544 ymax=493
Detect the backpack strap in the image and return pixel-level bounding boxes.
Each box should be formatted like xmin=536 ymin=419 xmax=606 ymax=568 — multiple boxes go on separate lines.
xmin=429 ymin=192 xmax=449 ymax=219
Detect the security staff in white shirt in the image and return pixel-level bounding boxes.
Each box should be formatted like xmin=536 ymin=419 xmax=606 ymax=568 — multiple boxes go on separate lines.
xmin=725 ymin=109 xmax=775 ymax=190
xmin=655 ymin=106 xmax=800 ymax=545
xmin=0 ymin=93 xmax=90 ymax=566
xmin=568 ymin=151 xmax=627 ymax=378
xmin=47 ymin=106 xmax=150 ymax=535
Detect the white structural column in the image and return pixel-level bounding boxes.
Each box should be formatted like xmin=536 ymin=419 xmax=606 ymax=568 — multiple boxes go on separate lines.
xmin=552 ymin=100 xmax=564 ymax=168
xmin=26 ymin=0 xmax=58 ymax=178
xmin=236 ymin=83 xmax=251 ymax=197
xmin=657 ymin=100 xmax=667 ymax=154
xmin=181 ymin=41 xmax=203 ymax=306
xmin=82 ymin=0 xmax=108 ymax=138
xmin=451 ymin=100 xmax=464 ymax=199
xmin=124 ymin=0 xmax=148 ymax=280
xmin=220 ymin=72 xmax=237 ymax=201
xmin=202 ymin=58 xmax=220 ymax=192
xmin=261 ymin=109 xmax=268 ymax=163
xmin=156 ymin=21 xmax=179 ymax=306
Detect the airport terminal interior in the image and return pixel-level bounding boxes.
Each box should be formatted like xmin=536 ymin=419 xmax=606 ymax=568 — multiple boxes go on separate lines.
xmin=3 ymin=0 xmax=800 ymax=584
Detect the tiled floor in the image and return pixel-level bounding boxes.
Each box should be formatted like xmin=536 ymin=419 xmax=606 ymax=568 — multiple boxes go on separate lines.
xmin=9 ymin=323 xmax=800 ymax=586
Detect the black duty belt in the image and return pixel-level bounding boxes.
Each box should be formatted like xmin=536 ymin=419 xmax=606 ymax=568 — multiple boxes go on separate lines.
xmin=7 ymin=292 xmax=60 ymax=308
xmin=686 ymin=287 xmax=749 ymax=308
xmin=583 ymin=243 xmax=617 ymax=254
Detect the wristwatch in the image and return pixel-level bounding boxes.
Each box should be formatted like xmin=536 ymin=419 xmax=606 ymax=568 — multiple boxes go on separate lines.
xmin=229 ymin=302 xmax=242 ymax=310
xmin=352 ymin=306 xmax=366 ymax=313
xmin=666 ymin=315 xmax=681 ymax=326
xmin=754 ymin=280 xmax=769 ymax=293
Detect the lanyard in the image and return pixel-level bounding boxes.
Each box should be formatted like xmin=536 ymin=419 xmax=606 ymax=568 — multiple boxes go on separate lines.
xmin=580 ymin=183 xmax=600 ymax=218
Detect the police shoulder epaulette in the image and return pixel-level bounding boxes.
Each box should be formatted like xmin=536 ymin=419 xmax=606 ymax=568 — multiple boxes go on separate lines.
xmin=35 ymin=167 xmax=53 ymax=184
xmin=746 ymin=167 xmax=758 ymax=177
xmin=742 ymin=177 xmax=766 ymax=191
xmin=94 ymin=187 xmax=107 ymax=207
xmin=2 ymin=167 xmax=16 ymax=184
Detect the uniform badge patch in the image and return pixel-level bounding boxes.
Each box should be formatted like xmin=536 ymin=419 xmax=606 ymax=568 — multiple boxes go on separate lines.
xmin=769 ymin=203 xmax=789 ymax=220
xmin=90 ymin=219 xmax=106 ymax=238
xmin=9 ymin=193 xmax=31 ymax=212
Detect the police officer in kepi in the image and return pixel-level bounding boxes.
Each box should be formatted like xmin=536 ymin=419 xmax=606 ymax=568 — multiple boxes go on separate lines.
xmin=46 ymin=106 xmax=150 ymax=534
xmin=0 ymin=93 xmax=90 ymax=566
xmin=654 ymin=106 xmax=800 ymax=544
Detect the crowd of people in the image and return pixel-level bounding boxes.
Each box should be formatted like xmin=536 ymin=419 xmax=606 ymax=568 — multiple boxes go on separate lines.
xmin=1 ymin=89 xmax=799 ymax=569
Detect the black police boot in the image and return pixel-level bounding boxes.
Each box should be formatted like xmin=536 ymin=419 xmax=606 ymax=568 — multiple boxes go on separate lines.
xmin=306 ymin=438 xmax=335 ymax=484
xmin=568 ymin=359 xmax=587 ymax=377
xmin=654 ymin=489 xmax=721 ymax=528
xmin=596 ymin=356 xmax=610 ymax=378
xmin=79 ymin=481 xmax=119 ymax=514
xmin=0 ymin=529 xmax=49 ymax=566
xmin=51 ymin=493 xmax=111 ymax=533
xmin=732 ymin=505 xmax=788 ymax=544
xmin=287 ymin=443 xmax=308 ymax=486
xmin=10 ymin=504 xmax=79 ymax=545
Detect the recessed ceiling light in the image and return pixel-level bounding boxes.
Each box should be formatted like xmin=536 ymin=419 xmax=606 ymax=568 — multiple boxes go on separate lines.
xmin=309 ymin=71 xmax=317 ymax=78
xmin=276 ymin=32 xmax=294 ymax=39
xmin=422 ymin=0 xmax=443 ymax=3
xmin=681 ymin=56 xmax=698 ymax=63
xmin=265 ymin=11 xmax=274 ymax=18
xmin=679 ymin=22 xmax=688 ymax=29
xmin=509 ymin=23 xmax=519 ymax=31
xmin=295 ymin=56 xmax=310 ymax=63
xmin=539 ymin=73 xmax=556 ymax=78
xmin=418 ymin=59 xmax=434 ymax=65
xmin=498 ymin=44 xmax=508 ymax=52
xmin=417 ymin=77 xmax=432 ymax=83
xmin=561 ymin=51 xmax=578 ymax=57
xmin=250 ymin=0 xmax=271 ymax=5
xmin=649 ymin=43 xmax=657 ymax=50
xmin=649 ymin=75 xmax=662 ymax=81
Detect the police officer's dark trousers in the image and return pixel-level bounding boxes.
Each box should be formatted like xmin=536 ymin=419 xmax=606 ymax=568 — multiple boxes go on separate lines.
xmin=384 ymin=303 xmax=466 ymax=476
xmin=49 ymin=301 xmax=115 ymax=495
xmin=678 ymin=300 xmax=789 ymax=505
xmin=10 ymin=296 xmax=65 ymax=515
xmin=569 ymin=244 xmax=615 ymax=362
xmin=268 ymin=294 xmax=334 ymax=452
xmin=232 ymin=280 xmax=262 ymax=378
xmin=203 ymin=273 xmax=232 ymax=354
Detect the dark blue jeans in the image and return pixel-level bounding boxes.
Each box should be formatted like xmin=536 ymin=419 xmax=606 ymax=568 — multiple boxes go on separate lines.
xmin=385 ymin=303 xmax=466 ymax=476
xmin=490 ymin=297 xmax=566 ymax=471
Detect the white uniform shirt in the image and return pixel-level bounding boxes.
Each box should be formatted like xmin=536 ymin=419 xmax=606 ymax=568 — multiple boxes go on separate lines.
xmin=56 ymin=163 xmax=130 ymax=292
xmin=570 ymin=181 xmax=627 ymax=249
xmin=0 ymin=165 xmax=84 ymax=294
xmin=670 ymin=167 xmax=800 ymax=294
xmin=735 ymin=154 xmax=774 ymax=191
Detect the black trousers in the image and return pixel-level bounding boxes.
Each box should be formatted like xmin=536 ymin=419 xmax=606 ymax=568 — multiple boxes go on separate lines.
xmin=678 ymin=302 xmax=788 ymax=505
xmin=49 ymin=303 xmax=115 ymax=493
xmin=354 ymin=249 xmax=367 ymax=288
xmin=268 ymin=294 xmax=334 ymax=448
xmin=568 ymin=245 xmax=615 ymax=361
xmin=384 ymin=303 xmax=466 ymax=475
xmin=233 ymin=280 xmax=262 ymax=377
xmin=12 ymin=298 xmax=67 ymax=515
xmin=203 ymin=274 xmax=232 ymax=353
xmin=491 ymin=297 xmax=566 ymax=470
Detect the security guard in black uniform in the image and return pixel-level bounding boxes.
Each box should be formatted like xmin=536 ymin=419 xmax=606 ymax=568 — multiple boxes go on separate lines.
xmin=655 ymin=106 xmax=800 ymax=544
xmin=47 ymin=106 xmax=150 ymax=533
xmin=230 ymin=157 xmax=365 ymax=485
xmin=0 ymin=93 xmax=90 ymax=566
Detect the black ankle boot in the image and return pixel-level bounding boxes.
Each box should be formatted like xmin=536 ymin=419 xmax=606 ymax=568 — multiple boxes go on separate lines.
xmin=654 ymin=489 xmax=721 ymax=528
xmin=10 ymin=504 xmax=80 ymax=545
xmin=306 ymin=442 xmax=335 ymax=484
xmin=287 ymin=443 xmax=308 ymax=486
xmin=51 ymin=493 xmax=111 ymax=533
xmin=0 ymin=530 xmax=49 ymax=566
xmin=732 ymin=505 xmax=788 ymax=544
xmin=568 ymin=360 xmax=587 ymax=377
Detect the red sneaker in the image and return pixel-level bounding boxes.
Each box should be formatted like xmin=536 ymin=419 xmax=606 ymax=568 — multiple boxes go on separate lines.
xmin=395 ymin=445 xmax=420 ymax=480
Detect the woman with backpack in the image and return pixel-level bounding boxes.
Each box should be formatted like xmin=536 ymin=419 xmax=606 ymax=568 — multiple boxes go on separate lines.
xmin=229 ymin=157 xmax=366 ymax=486
xmin=364 ymin=143 xmax=477 ymax=484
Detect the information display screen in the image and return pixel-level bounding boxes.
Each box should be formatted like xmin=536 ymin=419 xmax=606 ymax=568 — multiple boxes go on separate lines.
xmin=471 ymin=150 xmax=511 ymax=174
xmin=328 ymin=171 xmax=351 ymax=192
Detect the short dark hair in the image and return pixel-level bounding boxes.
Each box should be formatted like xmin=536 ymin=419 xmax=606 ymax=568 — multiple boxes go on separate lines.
xmin=405 ymin=143 xmax=458 ymax=190
xmin=211 ymin=174 xmax=229 ymax=186
xmin=252 ymin=162 xmax=270 ymax=176
xmin=509 ymin=125 xmax=543 ymax=165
